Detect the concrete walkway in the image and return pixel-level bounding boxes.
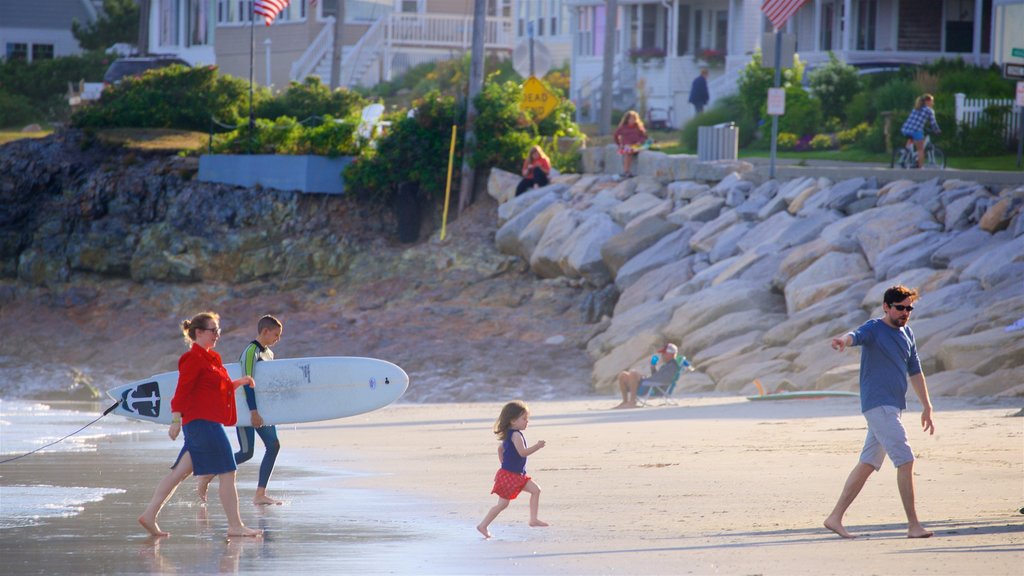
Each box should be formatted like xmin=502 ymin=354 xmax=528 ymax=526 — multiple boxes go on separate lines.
xmin=743 ymin=157 xmax=1024 ymax=188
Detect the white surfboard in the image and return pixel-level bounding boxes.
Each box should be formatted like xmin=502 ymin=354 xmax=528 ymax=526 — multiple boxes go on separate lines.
xmin=106 ymin=356 xmax=409 ymax=426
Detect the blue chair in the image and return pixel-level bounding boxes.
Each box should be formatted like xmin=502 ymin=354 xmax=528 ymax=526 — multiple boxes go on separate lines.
xmin=638 ymin=356 xmax=694 ymax=407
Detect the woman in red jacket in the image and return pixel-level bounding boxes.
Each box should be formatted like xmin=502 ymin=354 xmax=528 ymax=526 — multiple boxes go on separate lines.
xmin=138 ymin=312 xmax=263 ymax=538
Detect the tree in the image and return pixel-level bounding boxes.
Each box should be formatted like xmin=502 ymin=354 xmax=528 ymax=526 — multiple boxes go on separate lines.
xmin=72 ymin=0 xmax=140 ymax=52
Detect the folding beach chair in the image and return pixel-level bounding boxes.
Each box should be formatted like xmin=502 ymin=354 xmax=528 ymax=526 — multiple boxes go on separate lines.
xmin=638 ymin=356 xmax=693 ymax=407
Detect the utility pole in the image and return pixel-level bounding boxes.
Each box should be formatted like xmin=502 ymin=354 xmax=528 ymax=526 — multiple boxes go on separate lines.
xmin=137 ymin=0 xmax=150 ymax=54
xmin=329 ymin=0 xmax=345 ymax=88
xmin=599 ymin=0 xmax=618 ymax=135
xmin=458 ymin=0 xmax=486 ymax=215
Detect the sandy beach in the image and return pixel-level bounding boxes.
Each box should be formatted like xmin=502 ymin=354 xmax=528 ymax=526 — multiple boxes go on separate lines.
xmin=1 ymin=394 xmax=1021 ymax=575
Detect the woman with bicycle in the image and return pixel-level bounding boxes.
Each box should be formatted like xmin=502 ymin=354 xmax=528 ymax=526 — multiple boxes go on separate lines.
xmin=900 ymin=94 xmax=941 ymax=169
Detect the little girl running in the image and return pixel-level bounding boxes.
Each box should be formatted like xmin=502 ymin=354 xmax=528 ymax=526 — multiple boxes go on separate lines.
xmin=476 ymin=401 xmax=549 ymax=538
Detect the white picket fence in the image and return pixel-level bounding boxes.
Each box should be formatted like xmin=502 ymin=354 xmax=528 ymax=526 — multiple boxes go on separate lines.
xmin=954 ymin=93 xmax=1022 ymax=142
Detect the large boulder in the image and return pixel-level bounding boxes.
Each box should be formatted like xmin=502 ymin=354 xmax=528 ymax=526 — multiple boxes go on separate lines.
xmin=935 ymin=327 xmax=1022 ymax=373
xmin=495 ymin=194 xmax=560 ymax=255
xmin=514 ymin=201 xmax=565 ymax=260
xmin=496 ymin=183 xmax=564 ymax=226
xmin=959 ymin=234 xmax=1024 ymax=289
xmin=678 ymin=311 xmax=788 ymax=357
xmin=590 ymin=332 xmax=664 ymax=392
xmin=614 ymin=256 xmax=695 ymax=315
xmin=872 ymin=231 xmax=952 ymax=281
xmin=784 ymin=251 xmax=872 ymax=314
xmin=529 ymin=208 xmax=579 ymax=278
xmin=600 ymin=217 xmax=680 ymax=275
xmin=614 ymin=225 xmax=697 ymax=290
xmin=667 ymin=194 xmax=726 ymax=223
xmin=560 ymin=212 xmax=622 ymax=286
xmin=850 ymin=203 xmax=936 ymax=269
xmin=487 ymin=168 xmax=521 ymax=204
xmin=663 ymin=280 xmax=785 ymax=339
xmin=608 ymin=192 xmax=665 ymax=226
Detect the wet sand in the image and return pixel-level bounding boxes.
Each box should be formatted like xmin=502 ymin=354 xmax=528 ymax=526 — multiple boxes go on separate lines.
xmin=1 ymin=395 xmax=1022 ymax=575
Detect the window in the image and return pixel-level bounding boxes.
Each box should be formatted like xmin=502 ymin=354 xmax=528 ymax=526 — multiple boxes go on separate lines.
xmin=676 ymin=5 xmax=689 ymax=56
xmin=188 ymin=0 xmax=210 ymax=45
xmin=237 ymin=0 xmax=253 ymax=22
xmin=217 ymin=0 xmax=230 ymax=22
xmin=400 ymin=0 xmax=418 ymax=13
xmin=856 ymin=0 xmax=877 ymax=50
xmin=6 ymin=43 xmax=28 ymax=61
xmin=347 ymin=0 xmax=391 ymax=22
xmin=160 ymin=0 xmax=180 ymax=46
xmin=714 ymin=10 xmax=727 ymax=52
xmin=31 ymin=44 xmax=54 ymax=60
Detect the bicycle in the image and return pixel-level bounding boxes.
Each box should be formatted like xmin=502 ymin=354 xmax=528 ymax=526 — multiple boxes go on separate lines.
xmin=893 ymin=134 xmax=945 ymax=169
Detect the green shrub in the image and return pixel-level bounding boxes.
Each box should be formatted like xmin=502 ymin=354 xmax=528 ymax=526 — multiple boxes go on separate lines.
xmin=0 ymin=51 xmax=110 ymax=123
xmin=924 ymin=58 xmax=1016 ymax=99
xmin=471 ymin=79 xmax=580 ymax=174
xmin=343 ymin=92 xmax=464 ymax=205
xmin=810 ymin=134 xmax=835 ymax=150
xmin=761 ymin=86 xmax=822 ymax=137
xmin=255 ymin=76 xmax=366 ymax=121
xmin=777 ymin=132 xmax=799 ymax=150
xmin=73 ymin=65 xmax=260 ymax=131
xmin=0 ymin=90 xmax=41 ymax=127
xmin=871 ymin=78 xmax=918 ymax=116
xmin=680 ymin=95 xmax=756 ymax=150
xmin=210 ymin=115 xmax=359 ymax=156
xmin=837 ymin=122 xmax=870 ymax=146
xmin=737 ymin=50 xmax=804 ymax=124
xmin=808 ymin=53 xmax=861 ymax=122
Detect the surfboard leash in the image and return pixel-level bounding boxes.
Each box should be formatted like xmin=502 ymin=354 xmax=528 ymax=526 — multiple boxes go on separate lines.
xmin=0 ymin=401 xmax=120 ymax=465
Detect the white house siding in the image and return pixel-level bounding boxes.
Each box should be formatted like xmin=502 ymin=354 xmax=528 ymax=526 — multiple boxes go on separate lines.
xmin=0 ymin=0 xmax=96 ymax=61
xmin=216 ymin=21 xmax=321 ymax=89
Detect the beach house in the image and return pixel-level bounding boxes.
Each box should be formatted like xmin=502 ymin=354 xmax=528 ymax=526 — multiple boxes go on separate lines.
xmin=0 ymin=0 xmax=100 ymax=62
xmin=567 ymin=0 xmax=1021 ymax=128
xmin=143 ymin=0 xmax=515 ymax=90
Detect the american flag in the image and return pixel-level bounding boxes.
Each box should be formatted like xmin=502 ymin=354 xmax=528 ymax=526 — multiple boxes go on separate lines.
xmin=761 ymin=0 xmax=811 ymax=30
xmin=254 ymin=0 xmax=290 ymax=26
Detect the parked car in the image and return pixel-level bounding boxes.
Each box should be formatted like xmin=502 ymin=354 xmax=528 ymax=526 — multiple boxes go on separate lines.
xmin=102 ymin=56 xmax=191 ymax=86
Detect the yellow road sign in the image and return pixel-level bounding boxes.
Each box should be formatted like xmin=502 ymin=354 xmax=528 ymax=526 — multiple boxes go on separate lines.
xmin=521 ymin=76 xmax=559 ymax=120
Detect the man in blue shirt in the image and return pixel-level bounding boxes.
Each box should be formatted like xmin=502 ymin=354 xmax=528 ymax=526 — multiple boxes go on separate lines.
xmin=824 ymin=285 xmax=935 ymax=539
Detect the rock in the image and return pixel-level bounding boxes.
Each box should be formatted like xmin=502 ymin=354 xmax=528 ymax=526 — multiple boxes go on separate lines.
xmin=515 ymin=202 xmax=565 ymax=260
xmin=773 ymin=238 xmax=841 ymax=290
xmin=591 ymin=331 xmax=664 ymax=392
xmin=667 ymin=194 xmax=726 ymax=223
xmin=494 ymin=194 xmax=560 ymax=255
xmin=815 ymin=363 xmax=859 ymax=390
xmin=708 ymin=221 xmax=753 ymax=263
xmin=944 ymin=186 xmax=994 ymax=231
xmin=663 ymin=280 xmax=785 ymax=339
xmin=560 ymin=212 xmax=621 ymax=286
xmin=979 ymin=196 xmax=1015 ymax=233
xmin=923 ymin=370 xmax=978 ymax=396
xmin=930 ymin=228 xmax=996 ymax=268
xmin=956 ymin=367 xmax=1024 ymax=397
xmin=959 ymin=234 xmax=1024 ymax=289
xmin=689 ymin=210 xmax=739 ymax=253
xmin=529 ymin=208 xmax=579 ymax=278
xmin=715 ymin=244 xmax=787 ymax=288
xmin=736 ymin=210 xmax=794 ymax=253
xmin=614 ymin=256 xmax=695 ymax=315
xmin=851 ymin=203 xmax=935 ymax=269
xmin=21 ymin=123 xmax=43 ymax=133
xmin=872 ymin=231 xmax=951 ymax=281
xmin=496 ymin=184 xmax=564 ymax=226
xmin=820 ymin=177 xmax=869 ymax=213
xmin=580 ymin=284 xmax=619 ymax=324
xmin=487 ymin=168 xmax=521 ymax=204
xmin=623 ymin=200 xmax=674 ymax=230
xmin=784 ymin=251 xmax=872 ymax=314
xmin=678 ymin=311 xmax=787 ymax=358
xmin=666 ymin=180 xmax=710 ymax=202
xmin=936 ymin=327 xmax=1022 ymax=373
xmin=775 ymin=209 xmax=842 ymax=249
xmin=762 ymin=293 xmax=863 ymax=347
xmin=608 ymin=193 xmax=665 ymax=226
xmin=714 ymin=359 xmax=793 ymax=392
xmin=614 ymin=225 xmax=697 ymax=290
xmin=600 ymin=217 xmax=680 ymax=275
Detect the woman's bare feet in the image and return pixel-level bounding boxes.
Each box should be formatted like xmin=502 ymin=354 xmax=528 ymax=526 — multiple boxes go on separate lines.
xmin=529 ymin=519 xmax=550 ymax=527
xmin=824 ymin=518 xmax=855 ymax=539
xmin=476 ymin=524 xmax=492 ymax=539
xmin=226 ymin=526 xmax=263 ymax=538
xmin=253 ymin=494 xmax=282 ymax=506
xmin=908 ymin=526 xmax=934 ymax=538
xmin=138 ymin=515 xmax=169 ymax=537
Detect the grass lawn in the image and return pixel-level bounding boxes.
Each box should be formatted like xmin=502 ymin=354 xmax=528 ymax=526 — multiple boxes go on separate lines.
xmin=96 ymin=128 xmax=208 ymax=152
xmin=0 ymin=129 xmax=52 ymax=146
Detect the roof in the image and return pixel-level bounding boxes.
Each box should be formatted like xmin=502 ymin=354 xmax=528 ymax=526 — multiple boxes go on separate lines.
xmin=0 ymin=0 xmax=97 ymax=30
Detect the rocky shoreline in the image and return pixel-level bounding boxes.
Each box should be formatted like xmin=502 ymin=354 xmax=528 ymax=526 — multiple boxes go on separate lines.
xmin=489 ymin=145 xmax=1024 ymax=398
xmin=1 ymin=132 xmax=1022 ymax=401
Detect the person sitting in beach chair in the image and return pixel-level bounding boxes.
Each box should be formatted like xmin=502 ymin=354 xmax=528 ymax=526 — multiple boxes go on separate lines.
xmin=614 ymin=343 xmax=689 ymax=408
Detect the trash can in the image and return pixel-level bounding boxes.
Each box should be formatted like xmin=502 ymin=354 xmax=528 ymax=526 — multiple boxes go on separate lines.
xmin=697 ymin=122 xmax=739 ymax=161
xmin=395 ymin=181 xmax=422 ymax=244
